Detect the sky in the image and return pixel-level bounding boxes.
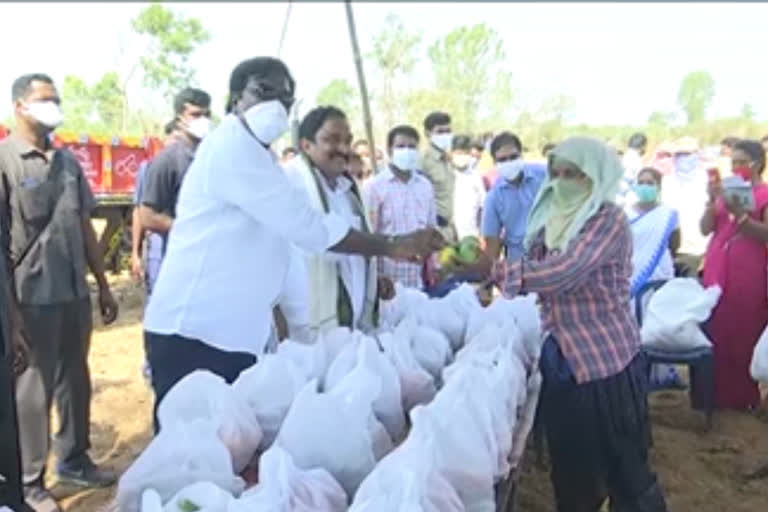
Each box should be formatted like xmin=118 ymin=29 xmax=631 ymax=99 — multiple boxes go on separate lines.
xmin=1 ymin=2 xmax=767 ymax=127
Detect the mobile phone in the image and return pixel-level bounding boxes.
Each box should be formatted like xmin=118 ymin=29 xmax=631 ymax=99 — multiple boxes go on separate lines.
xmin=707 ymin=167 xmax=721 ymax=185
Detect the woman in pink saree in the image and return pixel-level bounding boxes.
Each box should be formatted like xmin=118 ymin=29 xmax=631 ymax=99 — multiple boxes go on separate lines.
xmin=701 ymin=139 xmax=768 ymax=410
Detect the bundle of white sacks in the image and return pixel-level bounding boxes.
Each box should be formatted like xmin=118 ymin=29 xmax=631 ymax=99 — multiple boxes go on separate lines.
xmin=117 ymin=283 xmax=544 ymax=512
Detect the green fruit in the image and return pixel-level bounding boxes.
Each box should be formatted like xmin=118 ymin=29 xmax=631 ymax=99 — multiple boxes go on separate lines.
xmin=178 ymin=499 xmax=201 ymax=512
xmin=457 ymin=243 xmax=479 ymax=264
xmin=459 ymin=236 xmax=480 ymax=248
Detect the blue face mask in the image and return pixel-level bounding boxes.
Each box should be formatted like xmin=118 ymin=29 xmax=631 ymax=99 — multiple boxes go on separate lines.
xmin=675 ymin=154 xmax=699 ymax=176
xmin=633 ymin=183 xmax=659 ymax=203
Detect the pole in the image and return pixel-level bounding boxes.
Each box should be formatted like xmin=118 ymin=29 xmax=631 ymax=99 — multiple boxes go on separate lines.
xmin=277 ymin=0 xmax=293 ymax=58
xmin=344 ymin=0 xmax=377 ymax=166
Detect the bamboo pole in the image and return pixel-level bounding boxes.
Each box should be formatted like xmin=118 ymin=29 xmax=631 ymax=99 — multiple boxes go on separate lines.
xmin=344 ymin=0 xmax=377 ymax=167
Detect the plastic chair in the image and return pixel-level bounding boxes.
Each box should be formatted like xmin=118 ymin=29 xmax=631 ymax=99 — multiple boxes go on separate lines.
xmin=635 ymin=280 xmax=714 ymax=431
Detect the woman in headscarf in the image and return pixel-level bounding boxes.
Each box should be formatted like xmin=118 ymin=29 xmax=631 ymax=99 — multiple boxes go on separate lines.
xmin=701 ymin=139 xmax=768 ymax=410
xmin=464 ymin=137 xmax=667 ymax=511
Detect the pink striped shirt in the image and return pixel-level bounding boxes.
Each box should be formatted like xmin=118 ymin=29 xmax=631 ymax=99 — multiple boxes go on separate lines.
xmin=365 ymin=168 xmax=437 ymax=289
xmin=497 ymin=203 xmax=640 ymax=383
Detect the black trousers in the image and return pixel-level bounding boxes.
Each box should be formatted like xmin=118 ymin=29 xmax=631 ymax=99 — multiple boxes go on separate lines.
xmin=0 ymin=357 xmax=24 ymax=510
xmin=146 ymin=331 xmax=257 ymax=433
xmin=540 ymin=338 xmax=667 ymax=512
xmin=15 ymin=299 xmax=92 ymax=484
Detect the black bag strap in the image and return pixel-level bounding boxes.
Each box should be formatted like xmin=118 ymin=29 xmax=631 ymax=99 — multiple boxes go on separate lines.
xmin=13 ymin=150 xmax=66 ymax=269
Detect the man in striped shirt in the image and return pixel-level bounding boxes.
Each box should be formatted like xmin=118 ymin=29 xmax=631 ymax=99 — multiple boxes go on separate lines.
xmin=365 ymin=125 xmax=437 ymax=289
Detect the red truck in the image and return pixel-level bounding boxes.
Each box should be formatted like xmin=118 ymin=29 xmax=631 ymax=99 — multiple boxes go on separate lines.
xmin=0 ymin=124 xmax=165 ymax=271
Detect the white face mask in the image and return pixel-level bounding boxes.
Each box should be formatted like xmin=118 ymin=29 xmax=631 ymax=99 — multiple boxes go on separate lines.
xmin=452 ymin=153 xmax=473 ymax=169
xmin=391 ymin=147 xmax=421 ymax=173
xmin=24 ymin=101 xmax=63 ymax=129
xmin=243 ymin=99 xmax=289 ymax=145
xmin=498 ymin=160 xmax=525 ymax=182
xmin=185 ymin=117 xmax=212 ymax=140
xmin=431 ymin=132 xmax=453 ymax=152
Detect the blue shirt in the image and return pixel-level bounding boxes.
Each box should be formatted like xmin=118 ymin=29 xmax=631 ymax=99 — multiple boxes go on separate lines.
xmin=134 ymin=160 xmax=165 ymax=293
xmin=481 ymin=163 xmax=546 ymax=261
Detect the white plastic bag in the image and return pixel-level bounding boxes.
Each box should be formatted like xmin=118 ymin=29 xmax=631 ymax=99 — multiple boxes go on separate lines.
xmin=117 ymin=420 xmax=245 ymax=512
xmin=408 ymin=322 xmax=452 ymax=381
xmin=436 ymin=284 xmax=483 ymax=351
xmin=423 ymin=385 xmax=497 ymax=511
xmin=379 ymin=283 xmax=430 ymax=330
xmin=750 ymin=324 xmax=768 ymax=383
xmin=276 ymin=379 xmax=386 ymax=497
xmin=163 ymin=482 xmax=235 ymax=512
xmin=277 ymin=339 xmax=329 ymax=382
xmin=232 ymin=354 xmax=307 ymax=449
xmin=228 ymin=446 xmax=347 ymax=512
xmin=640 ymin=278 xmax=721 ymax=351
xmin=319 ymin=326 xmax=356 ymax=369
xmin=352 ymin=406 xmax=465 ymax=512
xmin=157 ymin=371 xmax=263 ymax=472
xmin=326 ymin=336 xmax=406 ymax=441
xmin=509 ymin=369 xmax=542 ymax=469
xmin=378 ymin=331 xmax=436 ymax=412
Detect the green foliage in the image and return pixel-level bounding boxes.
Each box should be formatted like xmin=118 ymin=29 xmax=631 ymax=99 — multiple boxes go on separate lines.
xmin=367 ymin=14 xmax=421 ymax=130
xmin=426 ymin=24 xmax=511 ymax=133
xmin=132 ymin=3 xmax=210 ymax=100
xmin=677 ymin=71 xmax=715 ymax=124
xmin=315 ymin=79 xmax=364 ymax=140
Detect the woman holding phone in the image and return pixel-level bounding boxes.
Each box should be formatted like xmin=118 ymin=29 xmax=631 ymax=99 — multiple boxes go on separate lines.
xmin=700 ymin=139 xmax=768 ymax=410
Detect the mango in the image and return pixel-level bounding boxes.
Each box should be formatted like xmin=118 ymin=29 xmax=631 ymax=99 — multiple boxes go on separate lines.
xmin=439 ymin=246 xmax=459 ymax=266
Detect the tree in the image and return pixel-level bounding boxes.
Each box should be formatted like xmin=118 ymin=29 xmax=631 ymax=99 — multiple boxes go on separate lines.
xmin=677 ymin=71 xmax=715 ymax=124
xmin=367 ymin=14 xmax=421 ymax=130
xmin=131 ymin=3 xmax=210 ymax=100
xmin=741 ymin=103 xmax=756 ymax=121
xmin=427 ymin=24 xmax=512 ymax=133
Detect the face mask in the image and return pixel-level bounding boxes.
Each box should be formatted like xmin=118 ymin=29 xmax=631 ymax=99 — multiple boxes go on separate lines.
xmin=431 ymin=133 xmax=453 ymax=152
xmin=391 ymin=148 xmax=420 ymax=173
xmin=452 ymin=154 xmax=472 ymax=169
xmin=24 ymin=101 xmax=63 ymax=129
xmin=674 ymin=154 xmax=699 ymax=176
xmin=633 ymin=183 xmax=659 ymax=203
xmin=498 ymin=160 xmax=525 ymax=182
xmin=185 ymin=117 xmax=212 ymax=140
xmin=552 ymin=178 xmax=591 ymax=209
xmin=243 ymin=99 xmax=288 ymax=145
xmin=732 ymin=166 xmax=753 ymax=181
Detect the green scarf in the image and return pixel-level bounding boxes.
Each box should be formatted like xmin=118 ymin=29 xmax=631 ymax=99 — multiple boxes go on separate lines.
xmin=525 ymin=137 xmax=623 ymax=251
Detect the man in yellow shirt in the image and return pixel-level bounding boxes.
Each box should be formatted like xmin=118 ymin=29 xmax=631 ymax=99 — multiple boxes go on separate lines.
xmin=421 ymin=111 xmax=456 ymax=242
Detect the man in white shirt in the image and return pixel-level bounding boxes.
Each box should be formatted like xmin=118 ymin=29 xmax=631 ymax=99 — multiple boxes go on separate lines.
xmin=284 ymin=106 xmax=386 ymax=334
xmin=142 ymin=57 xmax=442 ymax=428
xmin=450 ymin=134 xmax=486 ymax=240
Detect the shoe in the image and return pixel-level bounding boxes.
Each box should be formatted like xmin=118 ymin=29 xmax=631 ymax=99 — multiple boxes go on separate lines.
xmin=55 ymin=456 xmax=116 ymax=488
xmin=23 ymin=485 xmax=61 ymax=512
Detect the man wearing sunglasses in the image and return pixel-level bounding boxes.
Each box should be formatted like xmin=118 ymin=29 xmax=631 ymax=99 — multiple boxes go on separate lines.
xmin=481 ymin=131 xmax=546 ymax=262
xmin=142 ymin=57 xmax=444 ymax=429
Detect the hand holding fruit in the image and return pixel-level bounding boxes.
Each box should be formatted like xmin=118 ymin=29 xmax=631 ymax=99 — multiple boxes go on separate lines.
xmin=438 ymin=236 xmax=493 ymax=278
xmin=390 ymin=228 xmax=446 ymax=262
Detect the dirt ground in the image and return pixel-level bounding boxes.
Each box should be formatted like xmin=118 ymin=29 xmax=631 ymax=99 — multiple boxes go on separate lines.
xmin=48 ymin=274 xmax=768 ymax=511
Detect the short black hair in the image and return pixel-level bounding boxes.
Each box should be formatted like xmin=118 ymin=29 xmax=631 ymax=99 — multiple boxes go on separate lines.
xmin=282 ymin=147 xmax=297 ymax=158
xmin=471 ymin=138 xmax=485 ymax=152
xmin=734 ymin=139 xmax=766 ymax=173
xmin=173 ymin=88 xmax=211 ymax=116
xmin=490 ymin=131 xmax=523 ymax=160
xmin=299 ymin=106 xmax=346 ymax=142
xmin=423 ymin=111 xmax=451 ymax=132
xmin=541 ymin=142 xmax=557 ymax=156
xmin=227 ymin=57 xmax=294 ymax=113
xmin=387 ymin=125 xmax=420 ymax=149
xmin=720 ymin=136 xmax=740 ymax=148
xmin=628 ymin=132 xmax=647 ymax=150
xmin=761 ymin=134 xmax=768 ymax=143
xmin=12 ymin=73 xmax=55 ymax=101
xmin=637 ymin=167 xmax=663 ymax=186
xmin=452 ymin=134 xmax=472 ymax=151
xmin=163 ymin=120 xmax=176 ymax=135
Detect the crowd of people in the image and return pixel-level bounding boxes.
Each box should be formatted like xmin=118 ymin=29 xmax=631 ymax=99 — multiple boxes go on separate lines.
xmin=0 ymin=54 xmax=767 ymax=512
